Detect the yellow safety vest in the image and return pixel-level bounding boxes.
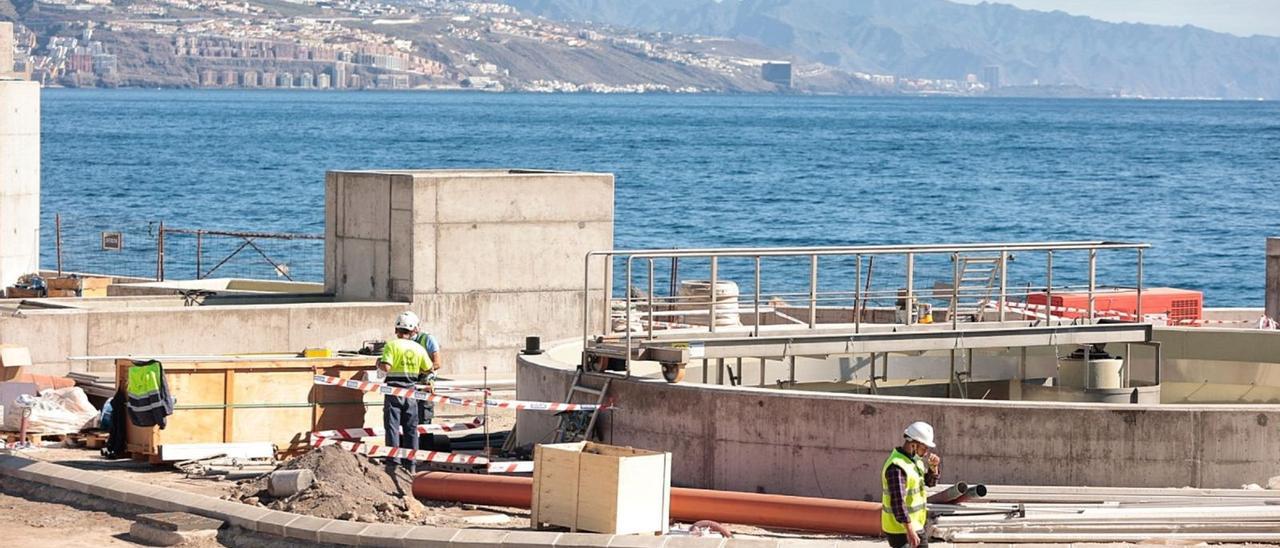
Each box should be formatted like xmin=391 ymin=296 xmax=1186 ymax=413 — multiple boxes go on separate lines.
xmin=881 ymin=448 xmax=928 ymax=535
xmin=126 ymin=360 xmax=165 ymax=412
xmin=380 ymin=338 xmax=431 ymax=383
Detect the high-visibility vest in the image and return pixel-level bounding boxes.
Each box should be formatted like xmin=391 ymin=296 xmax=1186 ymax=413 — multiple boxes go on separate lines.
xmin=126 ymin=360 xmax=166 ymax=414
xmin=881 ymin=448 xmax=928 ymax=535
xmin=380 ymin=338 xmax=431 ymax=384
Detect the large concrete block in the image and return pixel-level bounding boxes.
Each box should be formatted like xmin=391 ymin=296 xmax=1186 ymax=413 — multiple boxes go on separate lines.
xmin=337 ymin=238 xmax=390 ymax=301
xmin=85 ymin=306 xmax=292 ymax=357
xmin=390 ymin=174 xmax=414 ymax=211
xmin=435 ymin=172 xmax=613 ymax=224
xmin=389 ymin=209 xmax=413 ymax=280
xmin=324 ymin=172 xmax=339 ymax=293
xmin=410 ymin=176 xmax=438 ymax=225
xmin=340 ymin=173 xmax=391 ymax=240
xmin=411 ymin=223 xmax=437 ymax=294
xmin=413 ymin=292 xmax=483 ymax=350
xmin=0 ymin=311 xmax=88 ymax=371
xmin=435 ymin=221 xmax=611 ymax=293
xmin=474 ymin=290 xmax=586 ymax=349
xmin=286 ymin=302 xmax=402 ymax=351
xmin=0 ymin=82 xmax=40 ymax=137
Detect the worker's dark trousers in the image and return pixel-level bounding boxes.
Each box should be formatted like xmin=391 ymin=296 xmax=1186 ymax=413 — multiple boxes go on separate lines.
xmin=418 ymin=400 xmax=435 ymax=424
xmin=383 ymin=393 xmax=418 ymax=470
xmin=886 ymin=533 xmax=928 ymax=548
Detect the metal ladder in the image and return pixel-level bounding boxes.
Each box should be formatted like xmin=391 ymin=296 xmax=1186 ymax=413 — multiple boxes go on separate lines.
xmin=552 ymin=370 xmax=612 ymax=443
xmin=952 ymin=255 xmax=1001 ymax=321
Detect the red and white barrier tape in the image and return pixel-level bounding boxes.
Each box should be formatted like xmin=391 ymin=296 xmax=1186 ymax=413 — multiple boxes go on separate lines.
xmin=310 ymin=436 xmax=534 ymax=473
xmin=313 ymin=374 xmax=605 ymax=412
xmin=311 ymin=418 xmax=485 ymax=439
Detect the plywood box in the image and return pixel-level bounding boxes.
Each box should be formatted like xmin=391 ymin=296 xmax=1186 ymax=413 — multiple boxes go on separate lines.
xmin=531 ymin=441 xmax=671 ymax=535
xmin=48 ymin=277 xmax=111 ymax=297
xmin=115 ymin=355 xmax=380 ymax=460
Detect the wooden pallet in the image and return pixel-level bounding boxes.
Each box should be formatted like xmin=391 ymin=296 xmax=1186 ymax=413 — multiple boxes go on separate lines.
xmin=0 ymin=431 xmax=109 ymax=448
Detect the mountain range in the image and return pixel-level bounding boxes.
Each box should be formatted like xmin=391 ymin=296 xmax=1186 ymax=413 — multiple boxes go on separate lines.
xmin=502 ymin=0 xmax=1280 ymax=99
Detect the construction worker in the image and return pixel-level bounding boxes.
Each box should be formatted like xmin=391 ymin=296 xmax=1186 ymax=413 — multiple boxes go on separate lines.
xmin=377 ymin=311 xmax=432 ymax=472
xmin=411 ymin=327 xmax=442 ymax=426
xmin=881 ymin=421 xmax=941 ymax=548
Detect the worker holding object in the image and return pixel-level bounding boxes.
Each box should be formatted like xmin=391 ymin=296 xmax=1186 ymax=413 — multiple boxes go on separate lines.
xmin=377 ymin=311 xmax=433 ymax=472
xmin=412 ymin=325 xmax=442 ymax=426
xmin=881 ymin=421 xmax=940 ymax=548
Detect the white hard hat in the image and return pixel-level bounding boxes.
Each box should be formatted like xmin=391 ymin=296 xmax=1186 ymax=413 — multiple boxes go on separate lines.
xmin=904 ymin=421 xmax=936 ymax=448
xmin=395 ymin=311 xmax=420 ymax=331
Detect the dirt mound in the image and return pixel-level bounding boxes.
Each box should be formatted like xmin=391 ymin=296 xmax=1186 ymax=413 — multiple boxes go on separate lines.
xmin=232 ymin=446 xmax=427 ymax=523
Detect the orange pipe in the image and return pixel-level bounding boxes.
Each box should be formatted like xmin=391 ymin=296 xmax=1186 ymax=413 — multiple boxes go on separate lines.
xmin=414 ymin=472 xmax=882 ymax=536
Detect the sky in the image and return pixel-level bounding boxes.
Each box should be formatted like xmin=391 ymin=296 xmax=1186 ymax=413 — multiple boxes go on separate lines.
xmin=950 ymin=0 xmax=1280 ymax=37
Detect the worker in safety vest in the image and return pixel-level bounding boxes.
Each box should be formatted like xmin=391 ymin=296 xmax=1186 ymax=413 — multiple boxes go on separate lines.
xmin=881 ymin=421 xmax=941 ymax=548
xmin=377 ymin=311 xmax=433 ymax=472
xmin=411 ymin=328 xmax=442 ymax=426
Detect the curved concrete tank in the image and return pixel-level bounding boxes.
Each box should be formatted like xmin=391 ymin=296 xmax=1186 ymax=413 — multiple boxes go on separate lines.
xmin=516 ymin=328 xmax=1280 ymax=502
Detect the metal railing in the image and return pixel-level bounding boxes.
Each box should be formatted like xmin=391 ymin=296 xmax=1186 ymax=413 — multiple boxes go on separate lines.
xmin=582 ymin=241 xmax=1150 ymax=364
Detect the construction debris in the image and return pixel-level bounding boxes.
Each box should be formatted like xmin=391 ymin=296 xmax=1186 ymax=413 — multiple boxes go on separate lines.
xmin=231 ymin=445 xmax=426 ymax=523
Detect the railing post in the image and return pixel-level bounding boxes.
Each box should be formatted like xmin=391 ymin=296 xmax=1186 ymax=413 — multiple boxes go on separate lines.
xmin=905 ymin=252 xmax=914 ymax=325
xmin=156 ymin=220 xmax=165 ymax=281
xmin=647 ymin=258 xmax=655 ymax=340
xmin=998 ymin=250 xmax=1008 ymax=321
xmin=624 ymin=256 xmax=633 ymax=374
xmin=55 ymin=213 xmax=62 ymax=277
xmin=808 ymin=254 xmax=818 ymax=329
xmin=602 ymin=254 xmax=612 ymax=336
xmin=951 ymin=253 xmax=960 ymax=329
xmin=1136 ymin=248 xmax=1144 ymax=323
xmin=753 ymin=256 xmax=761 ymax=337
xmin=195 ymin=231 xmax=203 ymax=279
xmin=854 ymin=254 xmax=862 ymax=330
xmin=1088 ymin=248 xmax=1097 ymax=321
xmin=1046 ymin=251 xmax=1054 ymax=322
xmin=709 ymin=256 xmax=719 ymax=334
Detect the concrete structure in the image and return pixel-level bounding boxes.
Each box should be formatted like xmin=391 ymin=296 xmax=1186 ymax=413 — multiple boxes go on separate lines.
xmin=325 ymin=169 xmax=613 ymax=374
xmin=518 ymin=328 xmax=1280 ymax=502
xmin=0 ymin=33 xmax=40 ymax=290
xmin=1268 ymin=237 xmax=1279 ymax=322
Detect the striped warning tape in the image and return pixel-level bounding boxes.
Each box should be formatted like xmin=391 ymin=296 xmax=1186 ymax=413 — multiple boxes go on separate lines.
xmin=311 ymin=417 xmax=485 ymax=439
xmin=310 ymin=436 xmax=534 ymax=473
xmin=313 ymin=374 xmax=605 ymax=411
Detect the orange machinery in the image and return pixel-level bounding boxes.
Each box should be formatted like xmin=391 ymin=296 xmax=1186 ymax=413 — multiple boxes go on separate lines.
xmin=1025 ymin=287 xmax=1203 ymax=324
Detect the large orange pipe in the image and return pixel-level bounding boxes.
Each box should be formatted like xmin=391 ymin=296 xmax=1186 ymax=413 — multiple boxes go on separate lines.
xmin=414 ymin=472 xmax=882 ymax=536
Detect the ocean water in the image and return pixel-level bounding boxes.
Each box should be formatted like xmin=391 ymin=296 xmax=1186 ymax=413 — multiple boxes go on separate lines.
xmin=39 ymin=89 xmax=1280 ymax=306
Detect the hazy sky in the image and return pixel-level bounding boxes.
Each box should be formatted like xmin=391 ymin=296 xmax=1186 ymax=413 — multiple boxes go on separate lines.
xmin=951 ymin=0 xmax=1280 ymax=37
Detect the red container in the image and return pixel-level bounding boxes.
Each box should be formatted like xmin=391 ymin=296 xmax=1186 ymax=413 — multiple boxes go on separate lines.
xmin=1025 ymin=287 xmax=1203 ymax=324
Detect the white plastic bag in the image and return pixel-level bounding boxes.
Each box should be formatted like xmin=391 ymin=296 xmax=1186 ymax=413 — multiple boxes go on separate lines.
xmin=13 ymin=387 xmax=98 ymax=434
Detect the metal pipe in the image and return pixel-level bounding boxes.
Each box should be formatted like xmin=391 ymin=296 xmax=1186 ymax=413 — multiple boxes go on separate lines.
xmin=413 ymin=472 xmax=884 ymax=537
xmin=854 ymin=254 xmax=862 ymax=327
xmin=1088 ymin=248 xmax=1097 ymax=321
xmin=55 ymin=214 xmax=62 ymax=277
xmin=709 ymin=256 xmax=719 ymax=334
xmin=1046 ymin=251 xmax=1054 ymax=323
xmin=952 ymin=484 xmax=989 ymax=504
xmin=624 ymin=256 xmax=633 ymax=375
xmin=808 ymin=254 xmax=818 ymax=329
xmin=905 ymin=252 xmax=915 ymax=325
xmin=156 ymin=220 xmax=166 ymax=281
xmin=196 ymin=231 xmax=203 ymax=279
xmin=753 ymin=256 xmax=761 ymax=338
xmin=758 ymin=357 xmax=765 ymax=387
xmin=928 ymin=482 xmax=970 ymax=504
xmin=647 ymin=258 xmax=655 ymax=340
xmin=951 ymin=253 xmax=960 ymax=329
xmin=789 ymin=355 xmax=796 ymax=384
xmin=869 ymin=353 xmax=877 ymax=394
xmin=1136 ymin=248 xmax=1145 ymax=322
xmin=603 ymin=254 xmax=613 ymax=338
xmin=998 ymin=251 xmax=1007 ymax=321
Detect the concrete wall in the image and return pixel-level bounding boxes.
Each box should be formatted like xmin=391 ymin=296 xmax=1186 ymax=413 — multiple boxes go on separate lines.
xmin=518 ymin=342 xmax=1280 ymax=501
xmin=0 ymin=301 xmax=403 ymax=375
xmin=0 ymin=79 xmax=39 ymax=289
xmin=325 ymin=170 xmax=614 ymax=375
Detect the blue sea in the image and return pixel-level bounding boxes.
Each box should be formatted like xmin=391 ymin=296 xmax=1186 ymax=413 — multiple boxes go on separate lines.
xmin=40 ymin=90 xmax=1280 ymax=306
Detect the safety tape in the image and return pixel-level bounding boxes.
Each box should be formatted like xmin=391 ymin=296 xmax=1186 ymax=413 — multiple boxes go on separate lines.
xmin=310 ymin=436 xmax=534 ymax=473
xmin=313 ymin=374 xmax=605 ymax=411
xmin=311 ymin=418 xmax=485 ymax=439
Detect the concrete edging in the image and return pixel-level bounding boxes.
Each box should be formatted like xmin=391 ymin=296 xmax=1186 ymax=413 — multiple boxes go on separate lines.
xmin=0 ymin=454 xmax=843 ymax=547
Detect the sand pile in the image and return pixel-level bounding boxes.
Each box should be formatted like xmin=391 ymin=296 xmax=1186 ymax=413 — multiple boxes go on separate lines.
xmin=232 ymin=446 xmax=427 ymax=523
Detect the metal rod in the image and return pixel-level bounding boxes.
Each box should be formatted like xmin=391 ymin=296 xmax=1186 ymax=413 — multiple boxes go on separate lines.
xmin=55 ymin=214 xmax=62 ymax=277
xmin=151 ymin=227 xmax=323 ymax=239
xmin=581 ymin=252 xmax=591 ymax=355
xmin=905 ymin=252 xmax=915 ymax=325
xmin=808 ymin=254 xmax=818 ymax=329
xmin=789 ymin=355 xmax=796 ymax=384
xmin=998 ymin=250 xmax=1008 ymax=322
xmin=951 ymin=253 xmax=960 ymax=329
xmin=716 ymin=357 xmax=725 ymax=385
xmin=709 ymin=256 xmax=719 ymax=334
xmin=881 ymin=352 xmax=889 ymax=382
xmin=1088 ymin=248 xmax=1097 ymax=321
xmin=156 ymin=220 xmax=165 ymax=281
xmin=603 ymin=254 xmax=613 ymax=339
xmin=869 ymin=353 xmax=877 ymax=394
xmin=196 ymin=231 xmax=203 ymax=279
xmin=624 ymin=256 xmax=633 ymax=375
xmin=1046 ymin=251 xmax=1054 ymax=323
xmin=1136 ymin=248 xmax=1145 ymax=323
xmin=735 ymin=357 xmax=742 ymax=387
xmin=759 ymin=357 xmax=765 ymax=387
xmin=585 ymin=241 xmax=1150 ymax=260
xmin=754 ymin=256 xmax=761 ymax=338
xmin=670 ymin=257 xmax=679 ymax=297
xmin=647 ymin=258 xmax=655 ymax=341
xmin=854 ymin=255 xmax=862 ymax=326
xmin=948 ymin=349 xmax=956 ymax=398
xmin=1124 ymin=343 xmax=1132 ymax=388
xmin=860 ymin=257 xmax=875 ymax=333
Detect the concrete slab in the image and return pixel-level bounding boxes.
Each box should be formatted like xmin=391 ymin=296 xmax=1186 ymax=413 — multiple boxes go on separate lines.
xmin=136 ymin=512 xmax=223 ymax=532
xmin=449 ymin=528 xmax=512 ymax=547
xmin=357 ymin=523 xmax=413 ymax=547
xmin=664 ymin=537 xmax=725 ymax=548
xmin=501 ymin=530 xmax=563 ymax=548
xmin=398 ymin=526 xmax=459 ymax=548
xmin=606 ymin=535 xmax=670 ymax=547
xmin=317 ymin=519 xmax=370 ymax=545
xmin=555 ymin=532 xmax=613 ymax=547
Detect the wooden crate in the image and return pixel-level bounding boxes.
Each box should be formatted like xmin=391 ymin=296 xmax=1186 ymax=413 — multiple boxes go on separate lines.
xmin=47 ymin=276 xmax=111 ymax=297
xmin=4 ymin=286 xmax=41 ymax=298
xmin=531 ymin=441 xmax=671 ymax=535
xmin=115 ymin=355 xmax=380 ymax=460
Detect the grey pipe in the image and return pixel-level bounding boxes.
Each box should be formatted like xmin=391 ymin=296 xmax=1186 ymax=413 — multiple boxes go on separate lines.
xmin=928 ymin=482 xmax=969 ymax=504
